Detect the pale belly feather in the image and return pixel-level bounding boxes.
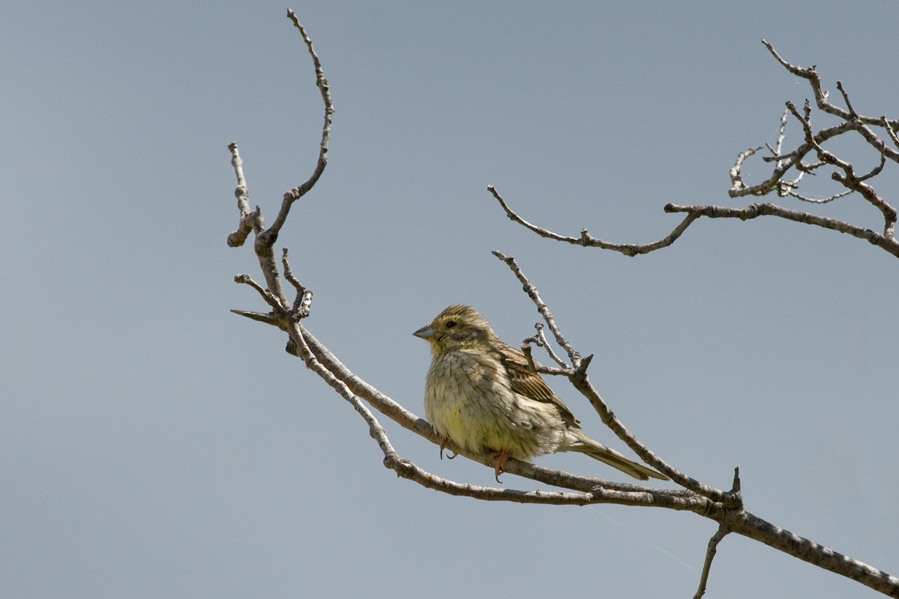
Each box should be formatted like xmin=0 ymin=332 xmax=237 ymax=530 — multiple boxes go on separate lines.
xmin=424 ymin=349 xmax=565 ymax=460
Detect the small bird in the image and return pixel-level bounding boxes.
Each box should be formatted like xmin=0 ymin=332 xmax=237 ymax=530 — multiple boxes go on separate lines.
xmin=414 ymin=305 xmax=667 ymax=482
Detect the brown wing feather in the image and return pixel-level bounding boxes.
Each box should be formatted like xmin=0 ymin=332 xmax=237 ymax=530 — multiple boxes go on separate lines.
xmin=494 ymin=342 xmax=582 ymax=429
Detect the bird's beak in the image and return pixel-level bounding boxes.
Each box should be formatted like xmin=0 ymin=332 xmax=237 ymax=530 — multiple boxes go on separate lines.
xmin=413 ymin=325 xmax=436 ymax=340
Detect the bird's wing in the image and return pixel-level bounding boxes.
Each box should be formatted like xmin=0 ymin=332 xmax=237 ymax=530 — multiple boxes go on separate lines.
xmin=495 ymin=342 xmax=581 ymax=429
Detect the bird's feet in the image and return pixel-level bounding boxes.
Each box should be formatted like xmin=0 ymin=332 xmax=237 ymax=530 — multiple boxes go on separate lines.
xmin=439 ymin=438 xmax=457 ymax=460
xmin=489 ymin=449 xmax=512 ymax=482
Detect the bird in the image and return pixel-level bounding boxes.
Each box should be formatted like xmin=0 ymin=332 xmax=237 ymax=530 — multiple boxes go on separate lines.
xmin=413 ymin=305 xmax=667 ymax=482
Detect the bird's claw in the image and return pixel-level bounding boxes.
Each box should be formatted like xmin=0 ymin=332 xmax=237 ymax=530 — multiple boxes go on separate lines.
xmin=489 ymin=450 xmax=512 ymax=483
xmin=438 ymin=438 xmax=458 ymax=460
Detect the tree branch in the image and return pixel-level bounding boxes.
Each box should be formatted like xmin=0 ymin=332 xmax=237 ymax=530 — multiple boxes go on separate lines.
xmin=761 ymin=40 xmax=899 ymax=139
xmin=259 ymin=10 xmax=334 ymax=248
xmin=487 ymin=41 xmax=899 ymax=259
xmin=785 ymin=100 xmax=897 ymax=237
xmin=223 ymin=13 xmax=899 ymax=597
xmin=694 ymin=523 xmax=730 ymax=599
xmin=664 ymin=202 xmax=899 ymax=257
xmin=224 ymin=10 xmax=334 ymax=309
xmin=489 ymin=185 xmax=701 ymax=257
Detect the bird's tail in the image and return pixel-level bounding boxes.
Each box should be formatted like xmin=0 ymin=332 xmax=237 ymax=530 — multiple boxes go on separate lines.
xmin=564 ymin=430 xmax=668 ymax=481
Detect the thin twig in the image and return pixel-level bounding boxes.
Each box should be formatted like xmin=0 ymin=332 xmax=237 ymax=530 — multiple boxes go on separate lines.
xmin=234 ymin=274 xmax=285 ymax=312
xmin=533 ymin=322 xmax=569 ymax=369
xmin=282 ymin=248 xmax=313 ymax=315
xmin=259 ymin=11 xmax=335 ymax=247
xmin=783 ymin=187 xmax=852 ymax=204
xmin=729 ymin=146 xmax=761 ymax=192
xmin=226 ymin=143 xmax=264 ymax=247
xmin=664 ymin=202 xmax=899 ymax=257
xmin=488 ymin=185 xmax=700 ymax=257
xmin=491 ymin=251 xmax=579 ymax=368
xmin=882 ymin=116 xmax=899 ymax=149
xmin=694 ymin=524 xmax=731 ymax=599
xmin=786 ymin=100 xmax=897 ymax=236
xmin=520 ymin=335 xmax=540 ymax=372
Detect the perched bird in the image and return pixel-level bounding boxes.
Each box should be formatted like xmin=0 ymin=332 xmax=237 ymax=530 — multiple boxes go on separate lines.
xmin=414 ymin=305 xmax=667 ymax=482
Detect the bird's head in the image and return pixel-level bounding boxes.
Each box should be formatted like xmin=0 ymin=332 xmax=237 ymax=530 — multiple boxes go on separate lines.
xmin=413 ymin=305 xmax=497 ymax=356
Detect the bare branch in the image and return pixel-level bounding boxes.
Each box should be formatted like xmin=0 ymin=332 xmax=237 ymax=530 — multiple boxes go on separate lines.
xmin=760 ymin=39 xmax=899 ymax=137
xmin=783 ymin=186 xmax=853 ymax=205
xmin=858 ymin=150 xmax=887 ymax=183
xmin=491 ymin=180 xmax=899 ymax=258
xmin=234 ymin=274 xmax=286 ymax=312
xmin=230 ymin=310 xmax=282 ymax=327
xmin=282 ymin=248 xmax=304 ymax=296
xmin=281 ymin=248 xmax=314 ymax=317
xmin=883 ymin=115 xmax=899 ymax=149
xmin=694 ymin=524 xmax=731 ymax=599
xmin=520 ymin=335 xmax=540 ymax=371
xmin=786 ymin=100 xmax=898 ymax=236
xmin=533 ymin=322 xmax=570 ymax=370
xmin=257 ymin=11 xmax=335 ymax=248
xmin=763 ymin=114 xmax=856 ymax=205
xmin=729 ymin=120 xmax=855 ymax=198
xmin=665 ymin=202 xmax=899 ymax=257
xmin=225 ymin=12 xmax=335 ymax=313
xmin=491 ymin=251 xmax=581 ymax=368
xmin=835 ymin=80 xmax=857 ymax=117
xmin=518 ymin=327 xmax=572 ymax=375
xmin=226 ymin=143 xmax=263 ymax=247
xmin=729 ymin=145 xmax=761 ymax=193
xmin=770 ymin=108 xmax=789 ymax=169
xmin=491 ymin=42 xmax=899 ymax=258
xmin=761 ymin=39 xmax=831 ymax=111
xmin=734 ymin=511 xmax=899 ymax=597
xmin=518 ymin=329 xmax=572 ymax=378
xmin=488 ymin=185 xmax=701 ymax=257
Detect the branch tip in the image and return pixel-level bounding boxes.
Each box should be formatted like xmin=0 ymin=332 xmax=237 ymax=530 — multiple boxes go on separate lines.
xmin=579 ymin=354 xmax=594 ymax=372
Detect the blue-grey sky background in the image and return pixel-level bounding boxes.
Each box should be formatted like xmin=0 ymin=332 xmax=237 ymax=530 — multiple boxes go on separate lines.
xmin=3 ymin=2 xmax=898 ymax=597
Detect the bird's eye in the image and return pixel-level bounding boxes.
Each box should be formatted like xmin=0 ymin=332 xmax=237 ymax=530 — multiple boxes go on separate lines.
xmin=445 ymin=320 xmax=456 ymax=328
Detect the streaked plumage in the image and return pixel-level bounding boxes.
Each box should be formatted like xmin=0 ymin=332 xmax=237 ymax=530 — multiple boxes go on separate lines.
xmin=414 ymin=305 xmax=667 ymax=481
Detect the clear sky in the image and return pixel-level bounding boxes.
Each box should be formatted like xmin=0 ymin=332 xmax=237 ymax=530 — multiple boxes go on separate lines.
xmin=3 ymin=1 xmax=898 ymax=597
